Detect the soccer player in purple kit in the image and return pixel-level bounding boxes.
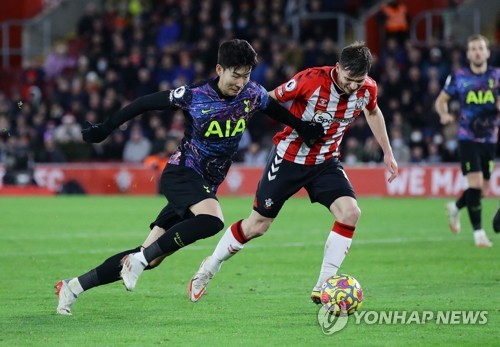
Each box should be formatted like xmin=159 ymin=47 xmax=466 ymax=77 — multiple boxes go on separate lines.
xmin=435 ymin=34 xmax=499 ymax=247
xmin=54 ymin=39 xmax=324 ymax=315
xmin=187 ymin=41 xmax=398 ymax=304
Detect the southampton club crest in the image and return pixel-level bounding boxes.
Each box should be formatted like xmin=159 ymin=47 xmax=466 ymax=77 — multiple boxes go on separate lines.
xmin=354 ymin=97 xmax=366 ymax=111
xmin=355 ymin=90 xmax=370 ymax=111
xmin=264 ymin=198 xmax=274 ymax=209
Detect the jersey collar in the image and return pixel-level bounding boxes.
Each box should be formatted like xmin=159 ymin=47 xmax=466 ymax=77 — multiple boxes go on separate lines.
xmin=330 ymin=68 xmax=346 ymax=96
xmin=209 ymin=77 xmax=238 ymax=100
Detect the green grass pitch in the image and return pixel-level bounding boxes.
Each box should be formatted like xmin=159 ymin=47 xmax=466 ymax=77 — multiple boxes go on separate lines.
xmin=0 ymin=196 xmax=498 ymax=346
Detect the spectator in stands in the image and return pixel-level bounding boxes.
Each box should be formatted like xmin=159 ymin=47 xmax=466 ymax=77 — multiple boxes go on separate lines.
xmin=148 ymin=125 xmax=167 ymax=153
xmin=53 ymin=114 xmax=82 ymax=144
xmin=390 ymin=127 xmax=411 ymax=164
xmin=103 ymin=131 xmax=126 ymax=161
xmin=174 ymin=51 xmax=196 ymax=85
xmin=155 ymin=54 xmax=177 ymax=85
xmin=77 ymin=2 xmax=99 ymax=39
xmin=167 ymin=110 xmax=185 ymax=141
xmin=342 ymin=137 xmax=364 ymax=165
xmin=44 ymin=43 xmax=77 ymax=80
xmin=426 ymin=142 xmax=443 ymax=163
xmin=36 ymin=133 xmax=67 ymax=163
xmin=53 ymin=113 xmax=92 ymax=161
xmin=122 ymin=123 xmax=152 ymax=163
xmin=243 ymin=142 xmax=268 ymax=166
xmin=422 ymin=47 xmax=450 ymax=84
xmin=409 ymin=145 xmax=425 ymax=163
xmin=143 ymin=137 xmax=179 ymax=171
xmin=2 ymin=134 xmax=35 ymax=186
xmin=362 ymin=136 xmax=383 ymax=163
xmin=156 ymin=15 xmax=181 ymax=50
xmin=136 ymin=68 xmax=157 ymax=97
xmin=379 ymin=0 xmax=410 ymax=45
xmin=4 ymin=0 xmax=495 ymax=166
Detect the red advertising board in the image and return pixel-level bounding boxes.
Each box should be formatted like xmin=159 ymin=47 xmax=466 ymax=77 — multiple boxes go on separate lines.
xmin=1 ymin=163 xmax=499 ymax=197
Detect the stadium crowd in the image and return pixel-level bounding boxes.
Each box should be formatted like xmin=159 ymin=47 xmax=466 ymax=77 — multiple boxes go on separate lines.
xmin=0 ymin=0 xmax=498 ymax=179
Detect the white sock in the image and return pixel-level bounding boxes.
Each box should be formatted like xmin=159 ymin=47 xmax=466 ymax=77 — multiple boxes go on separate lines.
xmin=315 ymin=222 xmax=355 ymax=288
xmin=68 ymin=278 xmax=84 ymax=296
xmin=133 ymin=251 xmax=148 ymax=266
xmin=205 ymin=220 xmax=247 ymax=274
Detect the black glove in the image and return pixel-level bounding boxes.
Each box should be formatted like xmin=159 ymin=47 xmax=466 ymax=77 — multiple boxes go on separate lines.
xmin=296 ymin=121 xmax=324 ymax=147
xmin=81 ymin=121 xmax=113 ymax=143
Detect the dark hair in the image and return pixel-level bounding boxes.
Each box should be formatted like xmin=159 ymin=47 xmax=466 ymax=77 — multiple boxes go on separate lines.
xmin=339 ymin=41 xmax=372 ymax=76
xmin=217 ymin=39 xmax=258 ymax=70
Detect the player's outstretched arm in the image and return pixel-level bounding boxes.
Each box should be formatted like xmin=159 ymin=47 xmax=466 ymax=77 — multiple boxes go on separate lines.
xmin=364 ymin=106 xmax=398 ymax=183
xmin=262 ymin=92 xmax=324 ymax=147
xmin=82 ymin=90 xmax=172 ymax=143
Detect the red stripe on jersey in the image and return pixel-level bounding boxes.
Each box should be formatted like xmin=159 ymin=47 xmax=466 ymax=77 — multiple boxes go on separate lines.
xmin=304 ymin=143 xmax=322 ymax=165
xmin=273 ymin=67 xmax=377 ymax=165
xmin=303 ymin=77 xmax=336 ymax=165
xmin=283 ymin=135 xmax=303 ymax=162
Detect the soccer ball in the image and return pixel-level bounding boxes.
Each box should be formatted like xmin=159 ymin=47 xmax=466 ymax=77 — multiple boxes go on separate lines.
xmin=321 ymin=274 xmax=363 ymax=316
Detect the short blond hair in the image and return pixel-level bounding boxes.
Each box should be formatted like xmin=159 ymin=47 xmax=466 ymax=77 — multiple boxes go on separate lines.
xmin=467 ymin=34 xmax=489 ymax=48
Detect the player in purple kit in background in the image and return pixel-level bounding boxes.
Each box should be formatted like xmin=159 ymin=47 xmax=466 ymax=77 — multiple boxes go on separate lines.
xmin=54 ymin=39 xmax=324 ymax=315
xmin=435 ymin=34 xmax=499 ymax=247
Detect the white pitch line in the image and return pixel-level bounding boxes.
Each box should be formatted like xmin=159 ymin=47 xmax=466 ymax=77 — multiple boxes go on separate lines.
xmin=0 ymin=236 xmax=467 ymax=257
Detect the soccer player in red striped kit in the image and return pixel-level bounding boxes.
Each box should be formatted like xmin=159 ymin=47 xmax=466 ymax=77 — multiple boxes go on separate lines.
xmin=188 ymin=41 xmax=399 ymax=303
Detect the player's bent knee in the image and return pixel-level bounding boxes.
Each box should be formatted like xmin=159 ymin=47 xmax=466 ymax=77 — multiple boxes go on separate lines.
xmin=350 ymin=206 xmax=361 ymax=224
xmin=339 ymin=205 xmax=361 ymax=225
xmin=351 ymin=206 xmax=361 ymax=221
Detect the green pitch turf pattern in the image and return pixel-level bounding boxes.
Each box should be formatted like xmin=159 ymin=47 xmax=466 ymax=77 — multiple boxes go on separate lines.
xmin=0 ymin=196 xmax=498 ymax=346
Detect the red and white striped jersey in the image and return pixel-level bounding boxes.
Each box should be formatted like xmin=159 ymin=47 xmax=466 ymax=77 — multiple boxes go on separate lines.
xmin=273 ymin=66 xmax=378 ymax=165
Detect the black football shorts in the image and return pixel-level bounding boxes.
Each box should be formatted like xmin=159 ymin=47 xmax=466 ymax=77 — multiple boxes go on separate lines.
xmin=151 ymin=164 xmax=218 ymax=229
xmin=253 ymin=151 xmax=356 ymax=218
xmin=458 ymin=140 xmax=496 ymax=179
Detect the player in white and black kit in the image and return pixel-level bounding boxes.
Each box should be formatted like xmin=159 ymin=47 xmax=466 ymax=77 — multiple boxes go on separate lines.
xmin=54 ymin=39 xmax=324 ymax=315
xmin=188 ymin=41 xmax=398 ymax=303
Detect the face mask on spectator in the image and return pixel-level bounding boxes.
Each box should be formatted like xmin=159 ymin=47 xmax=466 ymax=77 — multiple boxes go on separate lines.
xmin=97 ymin=59 xmax=108 ymax=72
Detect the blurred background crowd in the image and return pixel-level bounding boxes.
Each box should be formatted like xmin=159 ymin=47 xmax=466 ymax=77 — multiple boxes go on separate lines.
xmin=0 ymin=0 xmax=498 ymax=182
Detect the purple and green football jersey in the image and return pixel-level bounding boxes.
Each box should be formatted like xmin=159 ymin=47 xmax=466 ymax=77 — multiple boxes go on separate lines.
xmin=167 ymin=79 xmax=269 ymax=187
xmin=443 ymin=66 xmax=499 ymax=143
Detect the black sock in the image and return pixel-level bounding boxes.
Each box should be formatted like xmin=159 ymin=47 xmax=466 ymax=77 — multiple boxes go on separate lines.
xmin=493 ymin=208 xmax=500 ymax=233
xmin=456 ymin=189 xmax=469 ymax=209
xmin=466 ymin=188 xmax=482 ymax=230
xmin=78 ymin=246 xmax=141 ymax=290
xmin=143 ymin=214 xmax=224 ymax=263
